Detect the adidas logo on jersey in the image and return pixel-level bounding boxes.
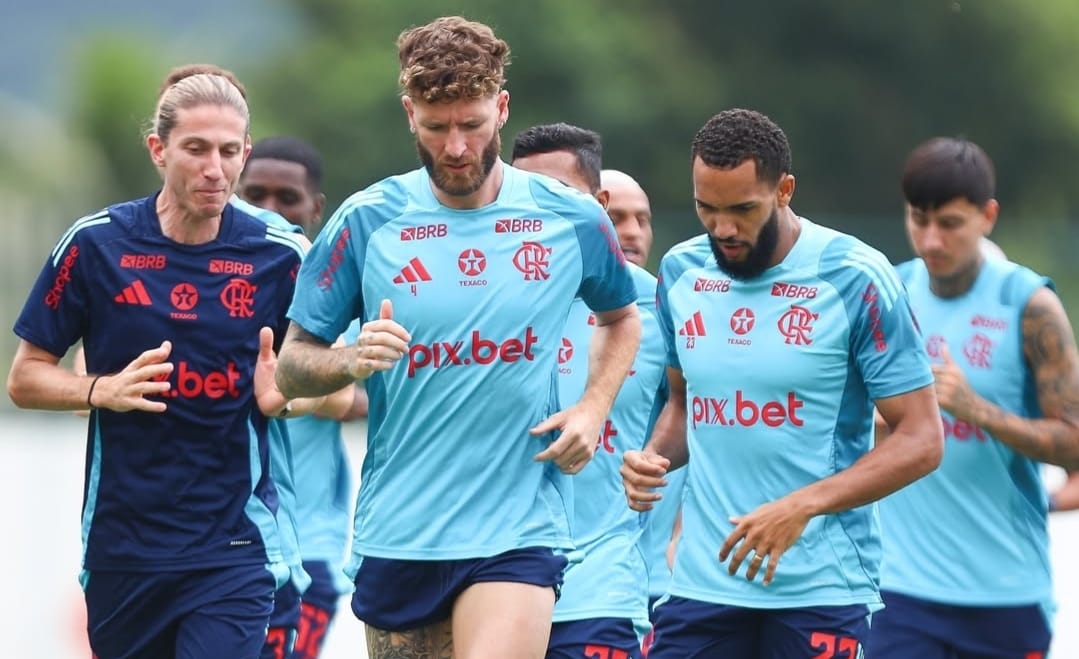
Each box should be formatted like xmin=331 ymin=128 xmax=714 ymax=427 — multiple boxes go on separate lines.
xmin=679 ymin=311 xmax=706 ymax=348
xmin=114 ymin=280 xmax=152 ymax=306
xmin=393 ymin=257 xmax=433 ymax=296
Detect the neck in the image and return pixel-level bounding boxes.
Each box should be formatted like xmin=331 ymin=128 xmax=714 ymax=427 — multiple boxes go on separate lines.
xmin=929 ymin=255 xmax=983 ymax=298
xmin=769 ymin=207 xmax=801 ymax=267
xmin=156 ymin=191 xmax=222 ymax=244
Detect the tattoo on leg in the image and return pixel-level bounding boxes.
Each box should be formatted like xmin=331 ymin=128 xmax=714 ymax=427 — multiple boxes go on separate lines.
xmin=365 ymin=624 xmax=453 ymax=659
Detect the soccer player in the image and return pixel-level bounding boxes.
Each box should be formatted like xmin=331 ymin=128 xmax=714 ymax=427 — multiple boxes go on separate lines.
xmin=240 ymin=136 xmax=368 ymax=659
xmin=7 ymin=66 xmax=310 ymax=658
xmin=869 ymin=137 xmax=1079 ymax=658
xmin=601 ymin=169 xmax=654 ymax=270
xmin=274 ymin=16 xmax=641 ymax=659
xmin=512 ymin=123 xmax=667 ymax=659
xmin=620 ymin=108 xmax=943 ymax=658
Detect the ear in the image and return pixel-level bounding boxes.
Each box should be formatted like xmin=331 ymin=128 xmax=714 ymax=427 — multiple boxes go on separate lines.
xmin=242 ymin=135 xmax=252 ymax=165
xmin=313 ymin=192 xmax=326 ymax=223
xmin=595 ymin=189 xmax=611 ymax=211
xmin=496 ymin=89 xmax=510 ymax=129
xmin=981 ymin=199 xmax=1000 ymax=235
xmin=146 ymin=133 xmax=165 ymax=169
xmin=776 ymin=173 xmax=796 ymax=208
xmin=401 ymin=96 xmax=416 ymax=133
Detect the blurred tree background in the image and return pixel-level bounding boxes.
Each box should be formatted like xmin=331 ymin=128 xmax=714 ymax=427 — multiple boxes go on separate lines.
xmin=4 ymin=0 xmax=1079 ymax=399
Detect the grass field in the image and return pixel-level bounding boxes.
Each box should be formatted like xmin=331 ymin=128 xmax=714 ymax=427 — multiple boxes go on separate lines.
xmin=3 ymin=410 xmax=1076 ymax=658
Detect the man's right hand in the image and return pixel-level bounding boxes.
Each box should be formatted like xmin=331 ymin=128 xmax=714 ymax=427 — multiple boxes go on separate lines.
xmin=350 ymin=299 xmax=411 ymax=378
xmin=93 ymin=341 xmax=174 ymax=413
xmin=621 ymin=450 xmax=671 ymax=511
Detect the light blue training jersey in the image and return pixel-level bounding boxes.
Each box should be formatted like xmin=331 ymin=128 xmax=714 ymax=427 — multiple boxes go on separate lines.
xmin=879 ymin=257 xmax=1053 ymax=607
xmin=659 ymin=218 xmax=932 ymax=609
xmin=640 ymin=465 xmax=685 ymax=602
xmin=283 ymin=319 xmax=361 ymax=596
xmin=553 ymin=264 xmax=666 ymax=626
xmin=231 ymin=196 xmax=311 ymax=593
xmin=287 ymin=163 xmax=636 ymax=567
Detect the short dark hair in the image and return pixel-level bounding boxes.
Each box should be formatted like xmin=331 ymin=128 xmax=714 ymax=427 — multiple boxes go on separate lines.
xmin=901 ymin=137 xmax=995 ymax=210
xmin=247 ymin=136 xmax=323 ymax=188
xmin=511 ymin=122 xmax=603 ymax=192
xmin=690 ymin=108 xmax=791 ymax=185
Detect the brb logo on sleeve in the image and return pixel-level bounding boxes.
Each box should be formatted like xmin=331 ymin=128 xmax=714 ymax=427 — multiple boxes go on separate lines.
xmin=691 ymin=391 xmax=805 ymax=429
xmin=407 ymin=327 xmax=540 ymax=377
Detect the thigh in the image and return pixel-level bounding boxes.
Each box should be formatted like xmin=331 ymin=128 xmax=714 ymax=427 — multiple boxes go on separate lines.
xmin=761 ymin=605 xmax=870 ymax=659
xmin=647 ymin=597 xmax=759 ymax=659
xmin=453 ymin=580 xmax=555 ymax=659
xmin=547 ymin=618 xmax=643 ymax=659
xmin=365 ymin=621 xmax=453 ymax=659
xmin=952 ymin=602 xmax=1051 ymax=659
xmin=84 ymin=570 xmax=180 ymax=659
xmin=867 ymin=592 xmax=953 ymax=659
xmin=175 ymin=565 xmax=276 ymax=659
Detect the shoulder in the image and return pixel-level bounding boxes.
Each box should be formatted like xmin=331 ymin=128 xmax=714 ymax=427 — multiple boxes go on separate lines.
xmin=229 ymin=196 xmax=302 ymax=234
xmin=229 ymin=204 xmax=307 ymax=261
xmin=659 ymin=234 xmax=713 ymax=275
xmin=511 ymin=165 xmax=607 ymax=222
xmin=323 ymin=171 xmax=416 ymax=236
xmin=51 ymin=196 xmax=149 ymax=260
xmin=809 ymin=221 xmax=903 ymax=306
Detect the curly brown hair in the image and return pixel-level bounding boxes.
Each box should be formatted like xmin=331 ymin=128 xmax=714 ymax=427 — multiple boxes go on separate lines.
xmin=397 ymin=16 xmax=511 ymax=103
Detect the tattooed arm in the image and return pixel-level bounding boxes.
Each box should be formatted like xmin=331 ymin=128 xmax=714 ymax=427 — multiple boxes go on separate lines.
xmin=276 ymin=299 xmax=411 ymax=400
xmin=937 ymin=287 xmax=1079 ymax=468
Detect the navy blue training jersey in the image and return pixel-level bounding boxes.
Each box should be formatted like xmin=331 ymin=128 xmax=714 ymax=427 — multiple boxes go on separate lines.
xmin=13 ymin=194 xmax=305 ymax=572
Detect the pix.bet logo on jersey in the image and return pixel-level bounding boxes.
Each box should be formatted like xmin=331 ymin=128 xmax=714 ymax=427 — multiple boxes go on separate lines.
xmin=691 ymin=391 xmax=805 ymax=429
xmin=152 ymin=362 xmax=242 ymax=399
xmin=406 ymin=328 xmax=539 ymax=377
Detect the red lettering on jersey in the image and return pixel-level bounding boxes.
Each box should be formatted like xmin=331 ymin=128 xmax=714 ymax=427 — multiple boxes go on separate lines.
xmin=771 ymin=282 xmax=818 ymax=299
xmin=942 ymin=415 xmax=988 ymax=441
xmin=120 ymin=254 xmax=167 ymax=270
xmin=154 ymin=361 xmax=242 ymax=399
xmin=401 ymin=224 xmax=448 ymax=241
xmin=495 ymin=218 xmax=544 ymax=233
xmin=695 ymin=278 xmax=731 ymax=293
xmin=596 ymin=420 xmax=618 ymax=453
xmin=209 ymin=259 xmax=254 ymax=275
xmin=318 ymin=228 xmax=351 ymax=290
xmin=691 ymin=391 xmax=805 ymax=429
xmin=863 ymin=283 xmax=888 ymax=352
xmin=44 ymin=245 xmax=79 ymax=310
xmin=406 ymin=328 xmax=539 ymax=377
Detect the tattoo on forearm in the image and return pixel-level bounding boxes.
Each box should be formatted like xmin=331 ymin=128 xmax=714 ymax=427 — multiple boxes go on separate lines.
xmin=1010 ymin=289 xmax=1079 ymax=466
xmin=277 ymin=325 xmax=355 ymax=398
xmin=365 ymin=625 xmax=453 ymax=659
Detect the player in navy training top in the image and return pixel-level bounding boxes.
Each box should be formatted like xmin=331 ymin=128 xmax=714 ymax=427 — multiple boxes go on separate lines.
xmin=620 ymin=109 xmax=944 ymax=658
xmin=275 ymin=17 xmax=641 ymax=659
xmin=869 ymin=138 xmax=1079 ymax=659
xmin=8 ymin=68 xmax=309 ymax=659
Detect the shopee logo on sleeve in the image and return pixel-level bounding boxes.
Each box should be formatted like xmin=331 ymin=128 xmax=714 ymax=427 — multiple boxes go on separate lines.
xmin=407 ymin=327 xmax=539 ymax=377
xmin=691 ymin=391 xmax=805 ymax=429
xmin=863 ymin=283 xmax=887 ymax=352
xmin=44 ymin=245 xmax=79 ymax=310
xmin=317 ymin=228 xmax=350 ymax=291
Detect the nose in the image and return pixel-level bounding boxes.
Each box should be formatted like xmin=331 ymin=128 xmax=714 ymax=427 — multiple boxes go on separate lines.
xmin=711 ymin=214 xmax=738 ymax=241
xmin=444 ymin=128 xmax=468 ymax=159
xmin=919 ymin=223 xmax=945 ymax=253
xmin=203 ymin=151 xmax=224 ymax=181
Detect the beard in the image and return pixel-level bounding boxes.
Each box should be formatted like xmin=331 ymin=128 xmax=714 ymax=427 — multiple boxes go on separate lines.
xmin=710 ymin=206 xmax=780 ymax=280
xmin=417 ymin=131 xmax=500 ymax=197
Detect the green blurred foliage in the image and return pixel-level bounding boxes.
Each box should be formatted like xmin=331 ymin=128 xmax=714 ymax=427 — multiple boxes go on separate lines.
xmin=6 ymin=0 xmax=1079 ymax=388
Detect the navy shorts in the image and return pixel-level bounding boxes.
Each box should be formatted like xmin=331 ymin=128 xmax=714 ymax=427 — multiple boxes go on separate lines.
xmin=649 ymin=596 xmax=870 ymax=659
xmin=867 ymin=590 xmax=1051 ymax=659
xmin=352 ymin=546 xmax=568 ymax=631
xmin=262 ymin=579 xmax=302 ymax=659
xmin=292 ymin=561 xmax=344 ymax=659
xmin=547 ymin=618 xmax=643 ymax=659
xmin=84 ymin=564 xmax=275 ymax=659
